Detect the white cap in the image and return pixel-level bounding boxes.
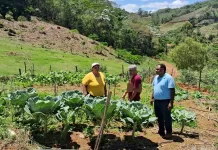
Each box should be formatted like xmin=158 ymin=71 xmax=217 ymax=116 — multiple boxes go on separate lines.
xmin=91 ymin=62 xmax=100 ymax=68
xmin=128 ymin=64 xmax=137 ymax=70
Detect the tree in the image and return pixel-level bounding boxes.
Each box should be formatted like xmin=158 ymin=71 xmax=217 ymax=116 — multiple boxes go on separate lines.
xmin=170 ymin=37 xmax=208 ymax=90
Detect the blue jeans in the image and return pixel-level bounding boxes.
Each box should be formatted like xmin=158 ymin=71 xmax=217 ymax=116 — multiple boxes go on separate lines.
xmin=154 ymin=100 xmax=172 ymax=136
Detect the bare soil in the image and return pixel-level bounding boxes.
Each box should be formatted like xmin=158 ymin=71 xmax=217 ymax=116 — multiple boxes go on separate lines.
xmin=0 ymin=17 xmax=115 ymax=58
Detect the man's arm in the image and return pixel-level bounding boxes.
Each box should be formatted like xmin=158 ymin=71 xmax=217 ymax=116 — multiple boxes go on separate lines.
xmin=129 ymin=89 xmax=137 ymax=101
xmin=150 ymin=90 xmax=154 ymax=105
xmin=170 ymin=88 xmax=175 ymax=104
xmin=168 ymin=77 xmax=175 ymax=110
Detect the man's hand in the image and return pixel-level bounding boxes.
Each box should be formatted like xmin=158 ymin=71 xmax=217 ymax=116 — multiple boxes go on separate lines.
xmin=150 ymin=99 xmax=154 ymax=106
xmin=122 ymin=94 xmax=126 ymax=100
xmin=168 ymin=102 xmax=173 ymax=110
xmin=122 ymin=92 xmax=127 ymax=100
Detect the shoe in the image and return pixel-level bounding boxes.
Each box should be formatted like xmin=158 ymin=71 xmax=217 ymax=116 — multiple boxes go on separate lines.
xmin=163 ymin=133 xmax=172 ymax=139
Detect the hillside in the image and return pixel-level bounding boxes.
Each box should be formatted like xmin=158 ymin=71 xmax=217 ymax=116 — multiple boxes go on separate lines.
xmin=0 ymin=17 xmax=114 ymax=57
xmin=0 ymin=0 xmax=154 ymax=56
xmin=151 ymin=0 xmax=218 ymax=35
xmin=0 ymin=17 xmax=158 ymax=75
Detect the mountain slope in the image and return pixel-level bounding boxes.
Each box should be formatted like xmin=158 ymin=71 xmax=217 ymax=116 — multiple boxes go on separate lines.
xmin=0 ymin=17 xmax=114 ymax=58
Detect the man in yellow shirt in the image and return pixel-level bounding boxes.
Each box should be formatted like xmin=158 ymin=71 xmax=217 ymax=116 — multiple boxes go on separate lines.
xmin=82 ymin=63 xmax=107 ymax=97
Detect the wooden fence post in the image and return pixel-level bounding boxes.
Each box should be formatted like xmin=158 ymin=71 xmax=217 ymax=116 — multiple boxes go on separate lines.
xmin=50 ymin=65 xmax=52 ymax=72
xmin=32 ymin=63 xmax=35 ymax=75
xmin=122 ymin=65 xmax=124 ymax=78
xmin=24 ymin=62 xmax=27 ymax=73
xmin=19 ymin=68 xmax=22 ymax=75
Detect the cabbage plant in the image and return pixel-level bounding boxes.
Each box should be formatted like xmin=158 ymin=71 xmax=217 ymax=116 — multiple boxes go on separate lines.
xmin=120 ymin=101 xmax=157 ymax=138
xmin=171 ymin=108 xmax=196 ymax=133
xmin=8 ymin=87 xmax=37 ymax=108
xmin=24 ymin=95 xmax=61 ymax=133
xmin=56 ymin=106 xmax=77 ymax=143
xmin=84 ymin=96 xmax=117 ymax=126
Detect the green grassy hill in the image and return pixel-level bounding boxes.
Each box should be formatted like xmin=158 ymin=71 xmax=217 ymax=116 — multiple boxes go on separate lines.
xmin=155 ymin=0 xmax=218 ymax=35
xmin=0 ymin=37 xmax=157 ymax=76
xmin=0 ymin=38 xmax=128 ymax=75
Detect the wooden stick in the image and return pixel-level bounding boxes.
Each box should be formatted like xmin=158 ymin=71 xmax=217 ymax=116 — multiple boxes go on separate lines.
xmin=94 ymin=86 xmax=111 ymax=150
xmin=189 ymin=107 xmax=210 ymax=112
xmin=24 ymin=62 xmax=27 ymax=73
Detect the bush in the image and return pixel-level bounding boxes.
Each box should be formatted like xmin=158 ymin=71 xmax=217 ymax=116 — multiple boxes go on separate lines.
xmin=116 ymin=49 xmax=142 ymax=65
xmin=179 ymin=69 xmax=198 ymax=85
xmin=88 ymin=34 xmax=99 ymax=41
xmin=70 ymin=29 xmax=79 ymax=34
xmin=18 ymin=16 xmax=28 ymax=21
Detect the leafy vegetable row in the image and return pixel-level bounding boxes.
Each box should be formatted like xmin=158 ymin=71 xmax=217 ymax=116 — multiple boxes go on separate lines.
xmin=13 ymin=71 xmax=121 ymax=86
xmin=0 ymin=88 xmax=196 ymax=141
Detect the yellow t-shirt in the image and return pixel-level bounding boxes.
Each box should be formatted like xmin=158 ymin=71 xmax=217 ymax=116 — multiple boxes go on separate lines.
xmin=82 ymin=72 xmax=106 ymax=96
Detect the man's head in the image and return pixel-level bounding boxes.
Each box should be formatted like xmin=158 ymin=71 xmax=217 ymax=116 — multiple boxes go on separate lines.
xmin=156 ymin=64 xmax=166 ymax=76
xmin=128 ymin=64 xmax=137 ymax=76
xmin=92 ymin=62 xmax=100 ymax=72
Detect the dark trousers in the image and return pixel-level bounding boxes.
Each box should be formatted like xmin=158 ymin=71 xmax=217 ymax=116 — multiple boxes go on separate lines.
xmin=154 ymin=100 xmax=172 ymax=136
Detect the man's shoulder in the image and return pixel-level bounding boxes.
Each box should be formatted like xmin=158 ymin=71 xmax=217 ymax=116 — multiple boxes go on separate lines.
xmin=135 ymin=74 xmax=142 ymax=80
xmin=165 ymin=73 xmax=174 ymax=79
xmin=153 ymin=75 xmax=158 ymax=80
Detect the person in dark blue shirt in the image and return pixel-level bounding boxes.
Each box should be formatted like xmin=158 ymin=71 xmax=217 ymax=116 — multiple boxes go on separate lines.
xmin=150 ymin=64 xmax=175 ymax=139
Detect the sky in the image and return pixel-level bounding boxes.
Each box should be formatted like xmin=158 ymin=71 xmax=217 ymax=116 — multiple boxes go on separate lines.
xmin=109 ymin=0 xmax=205 ymax=12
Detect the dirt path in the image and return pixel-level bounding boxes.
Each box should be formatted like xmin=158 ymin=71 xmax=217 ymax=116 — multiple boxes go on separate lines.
xmin=159 ymin=60 xmax=180 ymax=78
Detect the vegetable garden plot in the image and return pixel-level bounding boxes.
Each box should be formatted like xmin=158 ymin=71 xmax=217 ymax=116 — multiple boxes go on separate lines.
xmin=0 ymin=88 xmax=199 ymax=148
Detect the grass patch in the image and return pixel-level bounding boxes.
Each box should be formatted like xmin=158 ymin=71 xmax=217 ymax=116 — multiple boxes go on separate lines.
xmin=0 ymin=38 xmax=133 ymax=75
xmin=160 ymin=22 xmax=187 ymax=33
xmin=199 ymin=23 xmax=218 ymax=37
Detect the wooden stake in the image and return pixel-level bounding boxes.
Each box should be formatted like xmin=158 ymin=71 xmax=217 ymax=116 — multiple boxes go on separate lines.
xmin=19 ymin=68 xmax=22 ymax=75
xmin=94 ymin=85 xmax=111 ymax=150
xmin=24 ymin=62 xmax=27 ymax=73
xmin=50 ymin=65 xmax=52 ymax=72
xmin=122 ymin=65 xmax=124 ymax=78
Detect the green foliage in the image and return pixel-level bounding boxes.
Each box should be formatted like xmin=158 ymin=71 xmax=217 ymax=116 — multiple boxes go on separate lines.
xmin=0 ymin=88 xmax=198 ymax=142
xmin=0 ymin=0 xmax=156 ymax=56
xmin=84 ymin=97 xmax=117 ymax=125
xmin=70 ymin=29 xmax=79 ymax=34
xmin=117 ymin=49 xmax=142 ymax=65
xmin=192 ymin=91 xmax=203 ymax=99
xmin=170 ymin=38 xmax=208 ymax=71
xmin=25 ymin=96 xmax=61 ymax=115
xmin=88 ymin=34 xmax=99 ymax=41
xmin=175 ymin=88 xmax=189 ymax=101
xmin=8 ymin=87 xmax=37 ymax=108
xmin=171 ymin=107 xmax=196 ymax=133
xmin=179 ymin=69 xmax=198 ymax=85
xmin=119 ymin=101 xmax=156 ymax=137
xmin=179 ymin=68 xmax=218 ymax=92
xmin=151 ymin=0 xmax=217 ymax=25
